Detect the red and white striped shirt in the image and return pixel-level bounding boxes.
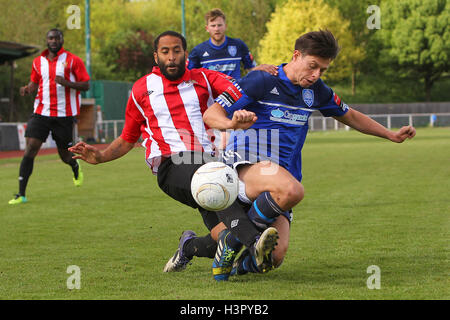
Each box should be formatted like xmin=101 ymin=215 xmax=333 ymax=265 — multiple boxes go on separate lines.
xmin=121 ymin=66 xmax=243 ymax=173
xmin=30 ymin=47 xmax=90 ymax=117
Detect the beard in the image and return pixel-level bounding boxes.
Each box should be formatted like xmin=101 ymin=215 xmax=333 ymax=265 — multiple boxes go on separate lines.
xmin=158 ymin=57 xmax=186 ymax=81
xmin=47 ymin=43 xmax=62 ymax=54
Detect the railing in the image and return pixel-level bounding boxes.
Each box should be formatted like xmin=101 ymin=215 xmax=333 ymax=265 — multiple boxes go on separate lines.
xmin=95 ymin=120 xmax=125 ymax=142
xmin=308 ymin=113 xmax=450 ymax=131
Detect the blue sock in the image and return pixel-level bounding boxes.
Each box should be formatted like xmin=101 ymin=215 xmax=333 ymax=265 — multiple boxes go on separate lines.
xmin=247 ymin=192 xmax=284 ymax=231
xmin=224 ymin=230 xmax=243 ymax=250
xmin=242 ymin=255 xmax=260 ymax=273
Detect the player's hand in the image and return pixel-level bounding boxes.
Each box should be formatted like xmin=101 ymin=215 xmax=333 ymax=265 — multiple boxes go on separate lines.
xmin=253 ymin=64 xmax=278 ymax=76
xmin=55 ymin=75 xmax=68 ymax=86
xmin=231 ymin=110 xmax=257 ymax=130
xmin=20 ymin=85 xmax=30 ymax=96
xmin=69 ymin=141 xmax=103 ymax=164
xmin=390 ymin=125 xmax=416 ymax=143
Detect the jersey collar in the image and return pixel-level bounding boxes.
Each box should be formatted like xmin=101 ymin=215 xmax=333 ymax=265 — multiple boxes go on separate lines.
xmin=278 ymin=63 xmax=302 ymax=95
xmin=208 ymin=36 xmax=228 ymax=50
xmin=41 ymin=47 xmax=66 ymax=58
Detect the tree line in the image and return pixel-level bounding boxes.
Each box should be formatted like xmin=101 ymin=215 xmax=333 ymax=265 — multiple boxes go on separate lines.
xmin=0 ymin=0 xmax=448 ymax=121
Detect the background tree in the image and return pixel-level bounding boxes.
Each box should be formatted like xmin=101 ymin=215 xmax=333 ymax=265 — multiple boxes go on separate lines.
xmin=257 ymin=0 xmax=364 ymax=82
xmin=324 ymin=0 xmax=381 ymax=95
xmin=0 ymin=0 xmax=64 ymax=121
xmin=377 ymin=0 xmax=450 ymax=101
xmin=100 ymin=30 xmax=156 ymax=82
xmin=1 ymin=0 xmax=449 ymax=121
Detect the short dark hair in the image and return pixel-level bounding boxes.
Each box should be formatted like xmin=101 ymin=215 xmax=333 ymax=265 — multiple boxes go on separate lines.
xmin=47 ymin=28 xmax=64 ymax=39
xmin=154 ymin=31 xmax=187 ymax=52
xmin=295 ymin=30 xmax=340 ymax=60
xmin=205 ymin=8 xmax=226 ymax=24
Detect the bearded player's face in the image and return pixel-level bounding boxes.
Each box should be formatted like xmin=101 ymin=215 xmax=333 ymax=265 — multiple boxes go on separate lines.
xmin=46 ymin=30 xmax=64 ymax=54
xmin=154 ymin=35 xmax=187 ymax=81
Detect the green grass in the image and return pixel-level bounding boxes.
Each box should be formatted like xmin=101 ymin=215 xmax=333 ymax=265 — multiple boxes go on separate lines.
xmin=0 ymin=128 xmax=449 ymax=300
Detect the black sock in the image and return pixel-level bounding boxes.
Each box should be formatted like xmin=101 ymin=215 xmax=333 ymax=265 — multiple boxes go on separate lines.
xmin=224 ymin=229 xmax=242 ymax=249
xmin=70 ymin=159 xmax=79 ymax=179
xmin=184 ymin=234 xmax=217 ymax=259
xmin=18 ymin=156 xmax=34 ymax=197
xmin=242 ymin=254 xmax=261 ymax=273
xmin=216 ymin=201 xmax=261 ymax=247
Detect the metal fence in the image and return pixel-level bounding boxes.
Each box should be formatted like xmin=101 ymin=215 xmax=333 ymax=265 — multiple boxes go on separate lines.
xmin=95 ymin=119 xmax=125 ymax=143
xmin=94 ymin=113 xmax=450 ymax=141
xmin=309 ymin=112 xmax=450 ymax=131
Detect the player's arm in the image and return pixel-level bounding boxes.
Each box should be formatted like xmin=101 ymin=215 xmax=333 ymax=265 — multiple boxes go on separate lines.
xmin=70 ymin=85 xmax=144 ymax=163
xmin=69 ymin=137 xmax=134 ymax=164
xmin=249 ymin=64 xmax=278 ymax=76
xmin=56 ymin=56 xmax=91 ymax=91
xmin=334 ymin=108 xmax=416 ymax=143
xmin=20 ymin=81 xmax=38 ymax=96
xmin=21 ymin=59 xmax=40 ymax=96
xmin=203 ymin=103 xmax=257 ymax=130
xmin=55 ymin=76 xmax=90 ymax=91
xmin=204 ymin=69 xmax=268 ymax=130
xmin=239 ymin=39 xmax=277 ymax=76
xmin=187 ymin=49 xmax=201 ymax=69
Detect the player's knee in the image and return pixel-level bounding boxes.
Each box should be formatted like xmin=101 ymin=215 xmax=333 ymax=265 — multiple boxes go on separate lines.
xmin=24 ymin=149 xmax=39 ymax=158
xmin=24 ymin=142 xmax=41 ymax=158
xmin=281 ymin=180 xmax=304 ymax=207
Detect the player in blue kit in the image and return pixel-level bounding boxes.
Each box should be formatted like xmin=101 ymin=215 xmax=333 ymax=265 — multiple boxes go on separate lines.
xmin=164 ymin=30 xmax=415 ymax=281
xmin=203 ymin=30 xmax=416 ymax=278
xmin=187 ymin=8 xmax=276 ymax=79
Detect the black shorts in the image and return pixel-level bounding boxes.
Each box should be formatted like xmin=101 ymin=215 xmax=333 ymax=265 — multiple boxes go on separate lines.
xmin=157 ymin=151 xmax=221 ymax=231
xmin=25 ymin=113 xmax=75 ymax=149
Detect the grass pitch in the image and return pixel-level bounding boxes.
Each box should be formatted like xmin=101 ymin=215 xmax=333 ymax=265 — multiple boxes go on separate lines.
xmin=0 ymin=128 xmax=448 ymax=300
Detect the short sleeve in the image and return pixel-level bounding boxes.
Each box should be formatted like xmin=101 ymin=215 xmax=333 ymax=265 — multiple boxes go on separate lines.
xmin=237 ymin=71 xmax=266 ymax=100
xmin=71 ymin=56 xmax=90 ymax=82
xmin=30 ymin=59 xmax=40 ymax=83
xmin=214 ymin=70 xmax=266 ymax=115
xmin=315 ymin=80 xmax=349 ymax=117
xmin=239 ymin=39 xmax=256 ymax=70
xmin=120 ymin=90 xmax=145 ymax=144
xmin=202 ymin=69 xmax=243 ymax=102
xmin=187 ymin=47 xmax=201 ymax=70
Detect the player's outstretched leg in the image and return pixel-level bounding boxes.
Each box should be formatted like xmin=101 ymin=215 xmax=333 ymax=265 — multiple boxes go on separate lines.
xmin=163 ymin=230 xmax=196 ymax=272
xmin=212 ymin=229 xmax=243 ymax=281
xmin=249 ymin=227 xmax=279 ymax=273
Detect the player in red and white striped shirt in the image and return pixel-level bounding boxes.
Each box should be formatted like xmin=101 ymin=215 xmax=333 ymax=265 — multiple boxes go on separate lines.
xmin=9 ymin=29 xmax=90 ymax=205
xmin=70 ymin=31 xmax=268 ymax=273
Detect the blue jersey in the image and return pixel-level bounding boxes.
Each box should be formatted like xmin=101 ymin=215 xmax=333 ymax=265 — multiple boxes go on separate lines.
xmin=187 ymin=36 xmax=256 ymax=80
xmin=215 ymin=64 xmax=349 ymax=182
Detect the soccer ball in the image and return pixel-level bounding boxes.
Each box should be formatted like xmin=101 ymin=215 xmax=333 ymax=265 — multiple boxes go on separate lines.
xmin=191 ymin=162 xmax=239 ymax=211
